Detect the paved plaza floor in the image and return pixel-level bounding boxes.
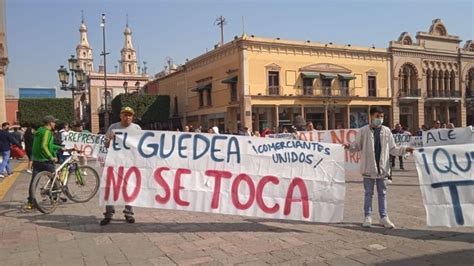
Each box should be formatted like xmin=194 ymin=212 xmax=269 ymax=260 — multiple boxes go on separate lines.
xmin=0 ymin=158 xmax=472 ymax=265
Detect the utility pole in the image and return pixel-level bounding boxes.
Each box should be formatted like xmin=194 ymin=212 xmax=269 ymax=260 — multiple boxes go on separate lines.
xmin=214 ymin=16 xmax=226 ymax=45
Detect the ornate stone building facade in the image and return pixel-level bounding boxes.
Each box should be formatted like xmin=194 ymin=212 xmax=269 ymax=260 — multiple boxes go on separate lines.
xmin=390 ymin=19 xmax=473 ymax=130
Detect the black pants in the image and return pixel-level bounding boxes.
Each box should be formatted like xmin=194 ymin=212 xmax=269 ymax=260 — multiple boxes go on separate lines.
xmin=28 ymin=161 xmax=55 ymax=203
xmin=390 ymin=155 xmax=404 ymax=169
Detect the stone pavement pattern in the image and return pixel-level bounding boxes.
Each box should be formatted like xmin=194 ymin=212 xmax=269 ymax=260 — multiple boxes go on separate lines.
xmin=0 ymin=159 xmax=473 ymax=265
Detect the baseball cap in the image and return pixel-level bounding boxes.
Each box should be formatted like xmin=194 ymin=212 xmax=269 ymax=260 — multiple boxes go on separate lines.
xmin=43 ymin=115 xmax=59 ymax=124
xmin=120 ymin=106 xmax=135 ymax=115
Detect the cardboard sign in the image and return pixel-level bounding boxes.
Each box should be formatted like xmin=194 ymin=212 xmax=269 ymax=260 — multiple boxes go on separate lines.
xmin=100 ymin=130 xmax=346 ymax=222
xmin=392 ymin=134 xmax=423 ymax=148
xmin=63 ymin=131 xmax=107 ymax=158
xmin=422 ymin=127 xmax=473 ymax=147
xmin=414 ymin=144 xmax=474 ymax=227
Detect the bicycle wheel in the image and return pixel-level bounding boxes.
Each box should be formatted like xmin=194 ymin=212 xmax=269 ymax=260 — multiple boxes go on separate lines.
xmin=65 ymin=165 xmax=100 ymax=203
xmin=31 ymin=171 xmax=62 ymax=214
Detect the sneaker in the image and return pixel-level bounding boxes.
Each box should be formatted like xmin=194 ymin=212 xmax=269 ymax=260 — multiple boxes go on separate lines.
xmin=400 ymin=167 xmax=405 ymax=170
xmin=0 ymin=174 xmax=4 ymax=178
xmin=380 ymin=217 xmax=395 ymax=229
xmin=387 ymin=178 xmax=392 ymax=184
xmin=362 ymin=216 xmax=372 ymax=228
xmin=26 ymin=169 xmax=32 ymax=174
xmin=100 ymin=218 xmax=111 ymax=226
xmin=125 ymin=216 xmax=135 ymax=224
xmin=24 ymin=202 xmax=35 ymax=210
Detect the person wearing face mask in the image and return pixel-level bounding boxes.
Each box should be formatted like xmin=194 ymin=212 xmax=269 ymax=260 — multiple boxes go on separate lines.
xmin=343 ymin=106 xmax=414 ymax=229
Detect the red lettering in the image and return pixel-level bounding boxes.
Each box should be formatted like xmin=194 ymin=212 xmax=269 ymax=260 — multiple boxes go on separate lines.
xmin=256 ymin=175 xmax=280 ymax=213
xmin=231 ymin=174 xmax=255 ymax=210
xmin=205 ymin=170 xmax=232 ymax=209
xmin=174 ymin=168 xmax=191 ymax=206
xmin=104 ymin=166 xmax=124 ymax=201
xmin=284 ymin=177 xmax=309 ymax=218
xmin=298 ymin=132 xmax=307 ymax=141
xmin=154 ymin=167 xmax=171 ymax=204
xmin=122 ymin=167 xmax=141 ymax=203
xmin=330 ymin=129 xmax=344 ymax=144
xmin=317 ymin=131 xmax=324 ymax=142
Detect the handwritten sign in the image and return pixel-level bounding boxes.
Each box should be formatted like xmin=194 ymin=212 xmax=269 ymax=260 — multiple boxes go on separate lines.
xmin=414 ymin=144 xmax=474 ymax=227
xmin=63 ymin=131 xmax=107 ymax=158
xmin=100 ymin=130 xmax=346 ymax=222
xmin=298 ymin=129 xmax=360 ymax=170
xmin=422 ymin=127 xmax=473 ymax=147
xmin=392 ymin=134 xmax=423 ymax=148
xmin=266 ymin=133 xmax=296 ymax=139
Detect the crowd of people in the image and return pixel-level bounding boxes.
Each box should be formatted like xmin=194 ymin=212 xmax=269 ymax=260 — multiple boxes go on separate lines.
xmin=0 ymin=106 xmax=463 ymax=229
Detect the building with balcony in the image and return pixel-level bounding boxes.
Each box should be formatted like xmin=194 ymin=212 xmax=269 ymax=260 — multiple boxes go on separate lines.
xmin=148 ymin=35 xmax=391 ymax=133
xmin=390 ymin=19 xmax=473 ymax=129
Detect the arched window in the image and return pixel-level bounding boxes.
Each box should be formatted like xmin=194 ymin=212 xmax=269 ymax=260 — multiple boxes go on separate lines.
xmin=128 ymin=64 xmax=132 ymax=73
xmin=128 ymin=54 xmax=131 ymax=60
xmin=399 ymin=64 xmax=417 ymax=94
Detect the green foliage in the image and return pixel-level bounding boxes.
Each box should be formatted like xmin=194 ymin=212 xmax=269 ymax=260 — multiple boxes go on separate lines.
xmin=111 ymin=94 xmax=170 ymax=126
xmin=18 ymin=98 xmax=73 ymax=128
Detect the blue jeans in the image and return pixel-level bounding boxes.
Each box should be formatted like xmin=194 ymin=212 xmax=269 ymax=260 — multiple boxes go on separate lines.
xmin=363 ymin=178 xmax=387 ymax=218
xmin=0 ymin=150 xmax=13 ymax=175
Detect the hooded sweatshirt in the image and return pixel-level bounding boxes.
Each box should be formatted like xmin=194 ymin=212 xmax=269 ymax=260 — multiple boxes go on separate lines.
xmin=32 ymin=127 xmax=63 ymax=162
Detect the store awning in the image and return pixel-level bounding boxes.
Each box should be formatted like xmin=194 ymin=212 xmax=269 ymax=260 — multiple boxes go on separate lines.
xmin=222 ymin=76 xmax=238 ymax=84
xmin=192 ymin=83 xmax=212 ymax=92
xmin=301 ymin=72 xmax=320 ymax=79
xmin=338 ymin=73 xmax=356 ymax=80
xmin=320 ymin=72 xmax=338 ymax=79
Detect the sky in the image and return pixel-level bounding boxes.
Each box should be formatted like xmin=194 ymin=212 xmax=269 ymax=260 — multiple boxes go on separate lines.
xmin=4 ymin=0 xmax=474 ymax=98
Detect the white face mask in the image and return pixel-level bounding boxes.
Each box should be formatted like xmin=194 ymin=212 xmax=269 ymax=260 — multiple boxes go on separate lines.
xmin=372 ymin=118 xmax=383 ymax=127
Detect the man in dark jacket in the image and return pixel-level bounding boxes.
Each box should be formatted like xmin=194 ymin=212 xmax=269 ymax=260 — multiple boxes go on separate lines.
xmin=0 ymin=122 xmax=21 ymax=178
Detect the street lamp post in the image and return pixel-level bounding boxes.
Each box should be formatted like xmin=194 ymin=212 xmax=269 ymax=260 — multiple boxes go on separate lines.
xmin=100 ymin=13 xmax=110 ymax=129
xmin=123 ymin=81 xmax=128 ymax=94
xmin=58 ymin=55 xmax=85 ymax=120
xmin=135 ymin=81 xmax=140 ymax=93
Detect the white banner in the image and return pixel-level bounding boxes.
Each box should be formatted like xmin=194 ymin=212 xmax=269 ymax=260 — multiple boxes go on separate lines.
xmin=392 ymin=134 xmax=423 ymax=148
xmin=63 ymin=131 xmax=107 ymax=158
xmin=414 ymin=144 xmax=474 ymax=227
xmin=297 ymin=129 xmax=360 ymax=171
xmin=100 ymin=130 xmax=346 ymax=222
xmin=422 ymin=126 xmax=473 ymax=147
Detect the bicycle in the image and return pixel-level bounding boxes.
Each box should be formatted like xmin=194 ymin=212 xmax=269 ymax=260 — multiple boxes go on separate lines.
xmin=31 ymin=150 xmax=100 ymax=214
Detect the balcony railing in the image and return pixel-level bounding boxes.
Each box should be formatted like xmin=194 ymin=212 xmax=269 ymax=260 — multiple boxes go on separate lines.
xmin=399 ymin=88 xmax=421 ymax=98
xmin=268 ymin=86 xmax=281 ymax=96
xmin=467 ymin=89 xmax=474 ymax=98
xmin=427 ymin=90 xmax=460 ymax=98
xmin=314 ymin=87 xmax=354 ymax=97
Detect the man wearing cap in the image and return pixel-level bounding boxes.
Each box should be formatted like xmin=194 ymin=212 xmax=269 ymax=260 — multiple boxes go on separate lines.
xmin=25 ymin=115 xmax=64 ymax=209
xmin=100 ymin=107 xmax=141 ymax=225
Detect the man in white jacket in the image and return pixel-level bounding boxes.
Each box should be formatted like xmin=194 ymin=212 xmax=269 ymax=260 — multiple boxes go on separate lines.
xmin=343 ymin=106 xmax=414 ymax=228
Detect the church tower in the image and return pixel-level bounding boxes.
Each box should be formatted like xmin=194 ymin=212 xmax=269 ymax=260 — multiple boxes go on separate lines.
xmin=119 ymin=20 xmax=138 ymax=74
xmin=76 ymin=13 xmax=93 ymax=73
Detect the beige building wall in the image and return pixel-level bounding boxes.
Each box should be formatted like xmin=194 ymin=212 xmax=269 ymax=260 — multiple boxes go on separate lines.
xmin=154 ymin=36 xmax=392 ymax=132
xmin=0 ymin=0 xmax=8 ymax=123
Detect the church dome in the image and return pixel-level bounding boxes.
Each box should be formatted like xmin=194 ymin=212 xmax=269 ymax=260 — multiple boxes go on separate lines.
xmin=124 ymin=26 xmax=132 ymax=34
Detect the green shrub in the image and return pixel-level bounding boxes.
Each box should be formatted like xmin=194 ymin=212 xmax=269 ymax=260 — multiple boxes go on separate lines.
xmin=18 ymin=98 xmax=73 ymax=128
